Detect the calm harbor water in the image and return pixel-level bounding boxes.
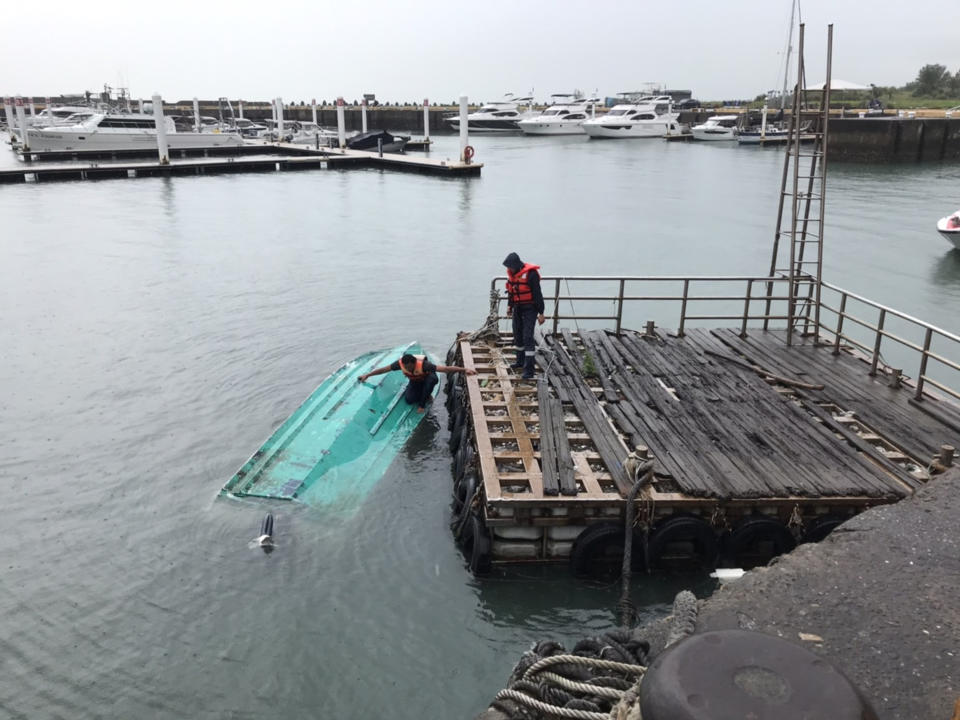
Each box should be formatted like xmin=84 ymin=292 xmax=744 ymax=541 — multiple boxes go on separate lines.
xmin=1 ymin=134 xmax=959 ymax=719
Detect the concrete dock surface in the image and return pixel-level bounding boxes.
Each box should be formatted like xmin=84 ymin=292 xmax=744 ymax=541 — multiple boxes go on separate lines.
xmin=694 ymin=466 xmax=960 ymax=720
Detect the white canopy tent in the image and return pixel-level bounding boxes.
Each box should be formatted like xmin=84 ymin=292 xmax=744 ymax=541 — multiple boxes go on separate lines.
xmin=805 ymin=79 xmax=871 ymax=91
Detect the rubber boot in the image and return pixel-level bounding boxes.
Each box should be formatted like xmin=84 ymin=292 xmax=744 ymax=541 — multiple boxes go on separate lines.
xmin=522 ymin=355 xmax=536 ymax=380
xmin=511 ymin=351 xmax=525 ymax=369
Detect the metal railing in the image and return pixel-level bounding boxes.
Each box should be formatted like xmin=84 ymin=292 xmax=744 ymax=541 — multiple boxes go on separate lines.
xmin=817 ymin=281 xmax=960 ymax=402
xmin=491 ymin=274 xmax=960 ymax=404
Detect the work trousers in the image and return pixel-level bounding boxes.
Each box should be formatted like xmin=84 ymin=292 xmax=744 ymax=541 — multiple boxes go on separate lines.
xmin=404 ymin=373 xmax=439 ymax=408
xmin=511 ymin=304 xmax=538 ymax=354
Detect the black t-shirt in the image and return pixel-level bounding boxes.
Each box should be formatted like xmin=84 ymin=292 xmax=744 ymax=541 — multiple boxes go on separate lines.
xmin=391 ymin=359 xmax=438 ymax=378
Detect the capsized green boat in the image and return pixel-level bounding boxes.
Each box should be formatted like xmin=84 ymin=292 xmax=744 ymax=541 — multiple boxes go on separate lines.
xmin=220 ymin=342 xmax=438 ymax=506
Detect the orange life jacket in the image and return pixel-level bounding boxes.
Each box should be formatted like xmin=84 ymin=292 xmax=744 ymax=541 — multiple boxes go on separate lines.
xmin=506 ymin=263 xmax=541 ymax=305
xmin=399 ymin=355 xmax=429 ymax=381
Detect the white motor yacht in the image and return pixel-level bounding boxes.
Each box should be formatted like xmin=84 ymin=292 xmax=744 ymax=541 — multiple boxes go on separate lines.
xmin=517 ymin=94 xmax=598 ymax=135
xmin=445 ymin=94 xmax=537 ymax=132
xmin=937 ymin=210 xmax=960 ymax=249
xmin=26 ymin=113 xmax=244 ymax=152
xmin=690 ymin=115 xmax=740 ymax=140
xmin=582 ymin=95 xmax=680 ymax=139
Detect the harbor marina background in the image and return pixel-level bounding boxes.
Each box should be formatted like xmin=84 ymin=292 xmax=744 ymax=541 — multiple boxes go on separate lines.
xmin=1 ymin=133 xmax=959 ymax=718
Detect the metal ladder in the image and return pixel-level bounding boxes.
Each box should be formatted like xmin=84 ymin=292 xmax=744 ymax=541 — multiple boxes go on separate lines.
xmin=765 ymin=24 xmax=833 ymax=345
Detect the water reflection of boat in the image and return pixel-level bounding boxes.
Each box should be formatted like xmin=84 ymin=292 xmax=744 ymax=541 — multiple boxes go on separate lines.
xmin=936 ymin=210 xmax=960 ymax=249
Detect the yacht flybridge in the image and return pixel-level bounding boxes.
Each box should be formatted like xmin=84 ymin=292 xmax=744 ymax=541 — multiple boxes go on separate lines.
xmin=445 ymin=94 xmax=537 ymax=132
xmin=517 ymin=94 xmax=600 ymax=135
xmin=582 ymin=94 xmax=680 ymax=139
xmin=26 ymin=113 xmax=244 ymax=152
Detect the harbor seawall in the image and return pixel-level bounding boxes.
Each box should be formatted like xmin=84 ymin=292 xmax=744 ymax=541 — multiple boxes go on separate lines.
xmin=169 ymin=104 xmax=960 ymax=161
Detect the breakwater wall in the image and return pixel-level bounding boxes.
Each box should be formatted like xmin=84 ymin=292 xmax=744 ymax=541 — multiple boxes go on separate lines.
xmin=165 ymin=105 xmax=960 ymax=162
xmin=826 ymin=117 xmax=960 ymax=162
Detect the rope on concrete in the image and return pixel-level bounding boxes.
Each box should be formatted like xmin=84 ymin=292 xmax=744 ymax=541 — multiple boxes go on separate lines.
xmin=664 ymin=589 xmax=699 ymax=648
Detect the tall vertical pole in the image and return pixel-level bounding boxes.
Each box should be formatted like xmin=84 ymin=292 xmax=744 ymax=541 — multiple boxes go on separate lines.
xmin=311 ymin=98 xmax=317 ymax=126
xmin=761 ymin=105 xmax=768 ymax=138
xmin=423 ymin=98 xmax=430 ymax=141
xmin=193 ymin=97 xmax=200 ymax=132
xmin=137 ymin=98 xmax=144 ymax=114
xmin=3 ymin=97 xmax=13 ymax=138
xmin=238 ymin=100 xmax=244 ymax=120
xmin=15 ymin=97 xmax=29 ymax=151
xmin=28 ymin=98 xmax=36 ymax=116
xmin=361 ymin=98 xmax=368 ymax=132
xmin=786 ymin=23 xmax=805 ymax=346
xmin=276 ymin=97 xmax=284 ymax=138
xmin=271 ymin=99 xmax=277 ymax=128
xmin=151 ymin=93 xmax=169 ymax=164
xmin=781 ymin=0 xmax=796 ymax=111
xmin=336 ymin=97 xmax=346 ymax=148
xmin=458 ymin=94 xmax=468 ymax=163
xmin=814 ymin=24 xmax=833 ymax=345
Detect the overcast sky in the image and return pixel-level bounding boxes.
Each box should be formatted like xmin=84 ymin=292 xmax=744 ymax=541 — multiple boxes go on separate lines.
xmin=4 ymin=0 xmax=958 ymax=103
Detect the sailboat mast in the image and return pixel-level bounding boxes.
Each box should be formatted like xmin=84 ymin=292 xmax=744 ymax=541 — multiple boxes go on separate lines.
xmin=781 ymin=0 xmax=797 ymax=110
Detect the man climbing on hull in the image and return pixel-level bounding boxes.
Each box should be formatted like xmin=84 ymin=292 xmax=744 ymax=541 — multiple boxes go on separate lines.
xmin=359 ymin=354 xmax=476 ymax=413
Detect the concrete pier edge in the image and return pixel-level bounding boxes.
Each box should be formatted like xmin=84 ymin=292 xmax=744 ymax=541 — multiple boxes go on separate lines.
xmin=474 ymin=467 xmax=960 ymax=720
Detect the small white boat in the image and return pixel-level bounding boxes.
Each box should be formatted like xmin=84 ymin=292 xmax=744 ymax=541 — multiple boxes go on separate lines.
xmin=26 ymin=112 xmax=244 ymax=152
xmin=582 ymin=95 xmax=681 ymax=139
xmin=737 ymin=126 xmax=790 ymax=144
xmin=937 ymin=210 xmax=960 ymax=249
xmin=690 ymin=114 xmax=740 ymax=141
xmin=517 ymin=94 xmax=598 ymax=135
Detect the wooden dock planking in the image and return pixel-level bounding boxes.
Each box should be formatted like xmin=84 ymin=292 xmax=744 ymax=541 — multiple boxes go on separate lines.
xmin=710 ymin=328 xmax=960 ymax=463
xmin=458 ymin=326 xmax=960 ymax=530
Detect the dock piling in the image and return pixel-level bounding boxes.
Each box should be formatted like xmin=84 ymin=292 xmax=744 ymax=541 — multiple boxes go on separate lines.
xmin=276 ymin=97 xmax=284 ymax=139
xmin=137 ymin=98 xmax=144 ymax=113
xmin=311 ymin=98 xmax=317 ymax=126
xmin=423 ymin=98 xmax=430 ymax=141
xmin=151 ymin=93 xmax=169 ymax=165
xmin=28 ymin=98 xmax=35 ymax=116
xmin=336 ymin=97 xmax=346 ymax=148
xmin=2 ymin=97 xmax=12 ymax=139
xmin=193 ymin=97 xmax=200 ymax=132
xmin=15 ymin=97 xmax=29 ymax=152
xmin=238 ymin=100 xmax=244 ymax=119
xmin=361 ymin=98 xmax=368 ymax=132
xmin=941 ymin=445 xmax=955 ymax=468
xmin=459 ymin=94 xmax=468 ymax=163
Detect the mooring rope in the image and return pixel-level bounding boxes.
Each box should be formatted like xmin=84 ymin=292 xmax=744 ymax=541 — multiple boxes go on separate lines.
xmin=618 ymin=460 xmax=655 ymax=628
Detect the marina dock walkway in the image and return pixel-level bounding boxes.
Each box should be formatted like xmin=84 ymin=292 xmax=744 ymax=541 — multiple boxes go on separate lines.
xmin=0 ymin=141 xmax=479 ymax=184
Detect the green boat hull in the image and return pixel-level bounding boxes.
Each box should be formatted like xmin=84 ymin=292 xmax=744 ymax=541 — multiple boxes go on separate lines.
xmin=220 ymin=342 xmax=438 ymax=507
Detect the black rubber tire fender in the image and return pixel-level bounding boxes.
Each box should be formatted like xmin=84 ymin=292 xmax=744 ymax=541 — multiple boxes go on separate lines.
xmin=801 ymin=515 xmax=846 ymax=544
xmin=448 ymin=412 xmax=466 ymax=453
xmin=569 ymin=523 xmax=644 ymax=577
xmin=454 ymin=443 xmax=475 ymax=483
xmin=726 ymin=515 xmax=796 ymax=568
xmin=447 ymin=398 xmax=464 ymax=430
xmin=647 ymin=515 xmax=720 ymax=571
xmin=453 ymin=471 xmax=478 ymax=516
xmin=463 ymin=513 xmax=492 ymax=575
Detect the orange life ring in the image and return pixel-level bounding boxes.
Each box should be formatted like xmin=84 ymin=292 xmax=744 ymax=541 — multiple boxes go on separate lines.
xmin=464 ymin=145 xmax=475 ymax=161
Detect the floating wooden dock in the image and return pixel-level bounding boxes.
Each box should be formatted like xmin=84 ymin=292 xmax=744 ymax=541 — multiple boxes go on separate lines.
xmin=0 ymin=141 xmax=479 ymax=184
xmin=448 ymin=324 xmax=960 ymax=573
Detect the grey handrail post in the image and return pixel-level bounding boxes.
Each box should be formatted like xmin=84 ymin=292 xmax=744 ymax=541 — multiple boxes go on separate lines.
xmin=915 ymin=327 xmax=933 ymax=400
xmin=552 ymin=278 xmax=561 ymax=334
xmin=869 ymin=308 xmax=886 ymax=376
xmin=740 ymin=279 xmax=753 ymax=338
xmin=678 ymin=279 xmax=690 ymax=337
xmin=615 ymin=279 xmax=626 ymax=336
xmin=833 ymin=291 xmax=847 ymax=354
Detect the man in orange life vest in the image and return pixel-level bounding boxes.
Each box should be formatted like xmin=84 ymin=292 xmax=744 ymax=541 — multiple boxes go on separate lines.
xmin=358 ymin=354 xmax=476 ymax=413
xmin=503 ymin=252 xmax=545 ymax=379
